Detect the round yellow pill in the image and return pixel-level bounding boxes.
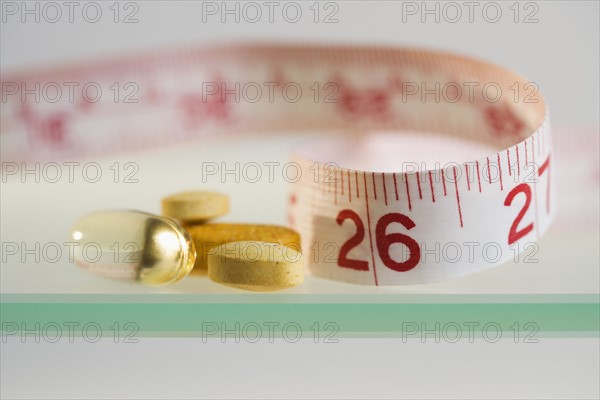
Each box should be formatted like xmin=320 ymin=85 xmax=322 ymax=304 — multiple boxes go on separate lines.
xmin=161 ymin=191 xmax=229 ymax=223
xmin=208 ymin=241 xmax=304 ymax=291
xmin=186 ymin=224 xmax=301 ymax=274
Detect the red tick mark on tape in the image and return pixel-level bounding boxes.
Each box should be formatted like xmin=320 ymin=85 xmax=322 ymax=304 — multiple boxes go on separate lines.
xmin=476 ymin=160 xmax=482 ymax=192
xmin=372 ymin=172 xmax=377 ymax=200
xmin=382 ymin=173 xmax=388 ymax=206
xmin=516 ymin=145 xmax=521 ymax=176
xmin=453 ymin=167 xmax=464 ymax=228
xmin=497 ymin=153 xmax=503 ymax=191
xmin=405 ymin=175 xmax=412 ymax=211
xmin=428 ymin=171 xmax=435 ymax=202
xmin=334 ymin=171 xmax=338 ymax=205
xmin=441 ymin=169 xmax=447 ymax=196
xmin=362 ymin=172 xmax=378 ymax=286
xmin=465 ymin=164 xmax=471 ymax=191
xmin=347 ymin=170 xmax=351 ymax=203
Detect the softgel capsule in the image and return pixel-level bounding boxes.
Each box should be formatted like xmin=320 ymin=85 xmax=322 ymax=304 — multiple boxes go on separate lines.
xmin=69 ymin=210 xmax=196 ymax=285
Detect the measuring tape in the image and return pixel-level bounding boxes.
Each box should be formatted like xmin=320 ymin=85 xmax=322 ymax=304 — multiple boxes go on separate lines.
xmin=1 ymin=45 xmax=554 ymax=285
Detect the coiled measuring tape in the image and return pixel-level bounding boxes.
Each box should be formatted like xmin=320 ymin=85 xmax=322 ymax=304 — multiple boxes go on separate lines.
xmin=1 ymin=45 xmax=554 ymax=285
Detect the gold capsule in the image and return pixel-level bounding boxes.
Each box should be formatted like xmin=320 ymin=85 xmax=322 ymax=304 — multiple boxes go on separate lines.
xmin=69 ymin=210 xmax=196 ymax=285
xmin=208 ymin=241 xmax=304 ymax=291
xmin=185 ymin=223 xmax=301 ymax=274
xmin=161 ymin=191 xmax=229 ymax=223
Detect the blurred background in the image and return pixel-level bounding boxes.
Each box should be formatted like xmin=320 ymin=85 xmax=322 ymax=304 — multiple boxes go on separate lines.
xmin=1 ymin=1 xmax=599 ymax=399
xmin=1 ymin=0 xmax=598 ymax=293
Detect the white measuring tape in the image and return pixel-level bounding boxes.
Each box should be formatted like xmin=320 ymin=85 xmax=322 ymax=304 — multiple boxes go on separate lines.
xmin=0 ymin=45 xmax=554 ymax=285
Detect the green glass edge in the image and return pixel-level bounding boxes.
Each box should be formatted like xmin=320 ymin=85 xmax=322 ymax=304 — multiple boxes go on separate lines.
xmin=2 ymin=293 xmax=599 ymax=303
xmin=1 ymin=301 xmax=598 ymax=338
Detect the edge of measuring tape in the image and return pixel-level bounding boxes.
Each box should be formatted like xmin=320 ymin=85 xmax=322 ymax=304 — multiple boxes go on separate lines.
xmin=0 ymin=44 xmax=554 ymax=285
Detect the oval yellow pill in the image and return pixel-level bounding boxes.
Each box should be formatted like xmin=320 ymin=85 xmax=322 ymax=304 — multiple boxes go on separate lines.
xmin=69 ymin=210 xmax=196 ymax=285
xmin=208 ymin=241 xmax=304 ymax=291
xmin=161 ymin=191 xmax=229 ymax=223
xmin=186 ymin=224 xmax=301 ymax=274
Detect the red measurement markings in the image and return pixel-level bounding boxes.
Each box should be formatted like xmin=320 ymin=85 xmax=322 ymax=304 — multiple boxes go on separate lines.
xmin=371 ymin=172 xmax=377 ymax=200
xmin=339 ymin=86 xmax=390 ymax=120
xmin=476 ymin=160 xmax=482 ymax=192
xmin=393 ymin=173 xmax=399 ymax=201
xmin=486 ymin=157 xmax=492 ymax=184
xmin=355 ymin=170 xmax=359 ymax=198
xmin=362 ymin=172 xmax=378 ymax=286
xmin=525 ymin=140 xmax=528 ymax=164
xmin=415 ymin=171 xmax=423 ymax=199
xmin=347 ymin=170 xmax=352 ymax=203
xmin=516 ymin=144 xmax=521 ymax=176
xmin=382 ymin=173 xmax=388 ymax=205
xmin=497 ymin=153 xmax=503 ymax=191
xmin=288 ymin=193 xmax=297 ymax=227
xmin=334 ymin=170 xmax=338 ymax=205
xmin=18 ymin=104 xmax=69 ymax=147
xmin=484 ymin=106 xmax=524 ymax=138
xmin=179 ymin=92 xmax=229 ymax=127
xmin=428 ymin=171 xmax=435 ymax=202
xmin=340 ymin=169 xmax=344 ymax=196
xmin=405 ymin=175 xmax=412 ymax=211
xmin=441 ymin=169 xmax=447 ymax=196
xmin=506 ymin=149 xmax=512 ymax=176
xmin=465 ymin=164 xmax=471 ymax=191
xmin=531 ymin=137 xmax=539 ymax=238
xmin=40 ymin=114 xmax=68 ymax=145
xmin=453 ymin=167 xmax=464 ymax=228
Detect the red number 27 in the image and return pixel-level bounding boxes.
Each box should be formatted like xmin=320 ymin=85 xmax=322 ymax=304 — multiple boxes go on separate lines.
xmin=504 ymin=155 xmax=551 ymax=245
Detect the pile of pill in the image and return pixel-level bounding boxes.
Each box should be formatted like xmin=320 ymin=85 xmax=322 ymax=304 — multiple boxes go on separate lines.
xmin=69 ymin=191 xmax=304 ymax=291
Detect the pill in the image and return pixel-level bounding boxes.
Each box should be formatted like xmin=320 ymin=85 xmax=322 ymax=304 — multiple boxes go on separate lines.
xmin=185 ymin=223 xmax=301 ymax=274
xmin=208 ymin=241 xmax=304 ymax=291
xmin=161 ymin=191 xmax=229 ymax=223
xmin=69 ymin=210 xmax=196 ymax=285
